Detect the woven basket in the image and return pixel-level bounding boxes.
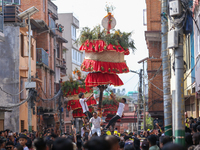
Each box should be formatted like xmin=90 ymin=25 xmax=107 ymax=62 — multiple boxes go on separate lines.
xmin=85 ymin=51 xmax=124 ymax=63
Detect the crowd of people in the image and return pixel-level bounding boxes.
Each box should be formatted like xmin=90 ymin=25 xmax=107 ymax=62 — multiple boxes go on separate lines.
xmin=0 ymin=127 xmax=189 ymax=150
xmin=1 ymin=93 xmax=200 ymax=150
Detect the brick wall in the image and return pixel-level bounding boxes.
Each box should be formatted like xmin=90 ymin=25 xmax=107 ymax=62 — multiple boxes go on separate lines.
xmin=21 ymin=0 xmax=48 ymax=24
xmin=147 ymin=41 xmax=161 ymax=58
xmin=146 ymin=0 xmax=163 ymax=114
xmin=147 ymin=59 xmax=163 ymax=112
xmin=146 ymin=0 xmax=161 ymax=31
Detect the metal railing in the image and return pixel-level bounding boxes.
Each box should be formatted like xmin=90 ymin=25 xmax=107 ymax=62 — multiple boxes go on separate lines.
xmin=36 ymin=48 xmax=49 ymax=66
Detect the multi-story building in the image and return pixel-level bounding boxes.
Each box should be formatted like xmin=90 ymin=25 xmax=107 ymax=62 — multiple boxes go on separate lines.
xmin=0 ymin=0 xmax=67 ymax=132
xmin=57 ymin=13 xmax=84 ymax=133
xmin=145 ymin=0 xmax=164 ymax=126
xmin=20 ymin=0 xmax=67 ymax=132
xmin=57 ymin=13 xmax=83 ymax=81
xmin=0 ymin=4 xmax=37 ymax=131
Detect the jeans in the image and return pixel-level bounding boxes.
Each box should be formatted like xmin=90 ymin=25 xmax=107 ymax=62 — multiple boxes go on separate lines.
xmin=91 ymin=128 xmax=101 ymax=136
xmin=84 ymin=111 xmax=92 ymax=120
xmin=105 ymin=115 xmax=121 ymax=129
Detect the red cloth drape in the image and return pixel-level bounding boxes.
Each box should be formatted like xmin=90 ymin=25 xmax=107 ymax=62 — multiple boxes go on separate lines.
xmin=62 ymin=86 xmax=92 ymax=97
xmin=85 ymin=72 xmax=123 ymax=87
xmin=72 ymin=107 xmax=94 ymax=118
xmin=79 ymin=40 xmax=130 ymax=55
xmin=81 ymin=59 xmax=129 ymax=74
xmin=67 ymin=97 xmax=96 ymax=111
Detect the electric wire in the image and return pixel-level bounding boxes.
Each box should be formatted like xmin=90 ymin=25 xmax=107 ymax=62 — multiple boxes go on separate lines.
xmin=0 ymin=89 xmax=35 ymax=109
xmin=0 ymin=82 xmax=30 ymax=96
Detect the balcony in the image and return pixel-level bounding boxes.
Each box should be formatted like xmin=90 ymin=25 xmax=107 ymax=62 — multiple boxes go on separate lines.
xmin=0 ymin=4 xmax=4 ymax=42
xmin=48 ymin=0 xmax=58 ymax=20
xmin=36 ymin=48 xmax=49 ymax=66
xmin=61 ymin=65 xmax=66 ymax=75
xmin=3 ymin=5 xmax=22 ymax=22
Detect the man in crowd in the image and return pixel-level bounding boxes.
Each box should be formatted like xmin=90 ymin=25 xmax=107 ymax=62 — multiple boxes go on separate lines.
xmin=89 ymin=112 xmax=102 ymax=136
xmin=147 ymin=135 xmax=160 ymax=150
xmin=104 ymin=95 xmax=126 ymax=131
xmin=18 ymin=134 xmax=28 ymax=150
xmin=79 ymin=92 xmax=94 ymax=120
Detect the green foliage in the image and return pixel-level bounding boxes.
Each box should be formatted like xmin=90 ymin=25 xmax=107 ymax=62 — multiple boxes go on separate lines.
xmin=77 ymin=25 xmax=136 ymax=53
xmin=141 ymin=115 xmax=154 ymax=130
xmin=61 ymin=80 xmax=85 ymax=95
xmin=102 ymin=97 xmax=121 ymax=106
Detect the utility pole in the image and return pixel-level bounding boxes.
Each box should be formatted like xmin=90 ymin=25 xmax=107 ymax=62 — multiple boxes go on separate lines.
xmin=58 ymin=81 xmax=63 ymax=135
xmin=161 ymin=0 xmax=172 ymax=139
xmin=138 ymin=58 xmax=148 ymax=131
xmin=27 ymin=14 xmax=32 ymax=132
xmin=18 ymin=7 xmax=38 ymax=133
xmin=131 ymin=69 xmax=143 ymax=134
xmin=168 ymin=0 xmax=185 ymax=145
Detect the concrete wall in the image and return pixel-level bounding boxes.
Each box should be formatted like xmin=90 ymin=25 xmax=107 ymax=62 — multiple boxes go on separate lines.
xmin=0 ymin=24 xmax=20 ymax=132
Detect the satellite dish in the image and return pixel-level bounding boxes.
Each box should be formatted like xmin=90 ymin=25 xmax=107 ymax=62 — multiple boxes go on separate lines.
xmin=101 ymin=15 xmax=116 ymax=30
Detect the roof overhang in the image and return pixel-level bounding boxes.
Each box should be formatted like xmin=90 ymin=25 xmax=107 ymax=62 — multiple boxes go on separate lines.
xmin=145 ymin=31 xmax=161 ymax=42
xmin=34 ymin=20 xmax=49 ymax=33
xmin=57 ymin=35 xmax=68 ymax=43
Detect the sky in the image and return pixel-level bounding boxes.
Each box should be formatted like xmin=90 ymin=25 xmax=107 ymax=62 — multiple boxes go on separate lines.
xmin=54 ymin=0 xmax=148 ymax=93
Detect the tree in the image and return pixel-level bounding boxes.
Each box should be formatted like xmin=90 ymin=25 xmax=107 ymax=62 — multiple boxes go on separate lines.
xmin=141 ymin=115 xmax=154 ymax=130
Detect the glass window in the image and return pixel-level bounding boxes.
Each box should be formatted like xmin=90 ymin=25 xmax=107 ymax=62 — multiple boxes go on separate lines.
xmin=44 ymin=76 xmax=46 ymax=94
xmin=71 ymin=25 xmax=76 ymax=40
xmin=4 ymin=0 xmax=20 ymax=4
xmin=66 ymin=109 xmax=69 ymax=117
xmin=49 ymin=76 xmax=51 ymax=95
xmin=72 ymin=49 xmax=77 ymax=63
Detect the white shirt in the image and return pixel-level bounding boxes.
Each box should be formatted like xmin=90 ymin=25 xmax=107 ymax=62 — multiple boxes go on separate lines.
xmin=116 ymin=102 xmax=125 ymax=117
xmin=79 ymin=98 xmax=89 ymax=113
xmin=90 ymin=117 xmax=101 ymax=129
xmin=23 ymin=147 xmax=29 ymax=150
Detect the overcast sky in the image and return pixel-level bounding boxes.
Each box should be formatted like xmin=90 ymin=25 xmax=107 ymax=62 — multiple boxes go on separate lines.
xmin=54 ymin=0 xmax=148 ymax=93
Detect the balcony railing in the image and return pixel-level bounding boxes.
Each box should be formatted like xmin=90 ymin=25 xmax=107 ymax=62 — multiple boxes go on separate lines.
xmin=0 ymin=14 xmax=3 ymax=33
xmin=3 ymin=5 xmax=22 ymax=22
xmin=36 ymin=48 xmax=49 ymax=66
xmin=61 ymin=65 xmax=66 ymax=75
xmin=48 ymin=0 xmax=58 ymax=19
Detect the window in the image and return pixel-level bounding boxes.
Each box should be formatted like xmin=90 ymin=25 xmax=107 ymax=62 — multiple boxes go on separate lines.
xmin=55 ymin=68 xmax=60 ymax=83
xmin=4 ymin=0 xmax=20 ymax=4
xmin=186 ymin=35 xmax=191 ymax=70
xmin=77 ymin=52 xmax=82 ymax=65
xmin=57 ymin=44 xmax=60 ymax=58
xmin=31 ymin=44 xmax=34 ymax=60
xmin=66 ymin=109 xmax=69 ymax=117
xmin=66 ymin=126 xmax=69 ymax=133
xmin=72 ymin=49 xmax=82 ymax=65
xmin=44 ymin=76 xmax=46 ymax=94
xmin=43 ymin=0 xmax=45 ymax=12
xmin=71 ymin=25 xmax=76 ymax=40
xmin=20 ymin=34 xmax=24 ymax=57
xmin=72 ymin=49 xmax=77 ymax=63
xmin=21 ymin=120 xmax=24 ymax=132
xmin=49 ymin=35 xmax=51 ymax=56
xmin=49 ymin=78 xmax=51 ymax=96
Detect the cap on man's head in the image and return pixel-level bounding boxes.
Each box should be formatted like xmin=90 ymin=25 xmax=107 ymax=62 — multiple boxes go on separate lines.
xmin=79 ymin=92 xmax=84 ymax=98
xmin=18 ymin=134 xmax=27 ymax=140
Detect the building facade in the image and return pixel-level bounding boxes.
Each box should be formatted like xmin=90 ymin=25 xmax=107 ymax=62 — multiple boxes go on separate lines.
xmin=145 ymin=0 xmax=164 ymax=126
xmin=57 ymin=13 xmax=85 ymax=132
xmin=0 ymin=0 xmax=67 ymax=132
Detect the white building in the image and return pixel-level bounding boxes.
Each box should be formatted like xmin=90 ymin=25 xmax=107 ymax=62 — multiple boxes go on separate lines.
xmin=57 ymin=13 xmax=84 ymax=81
